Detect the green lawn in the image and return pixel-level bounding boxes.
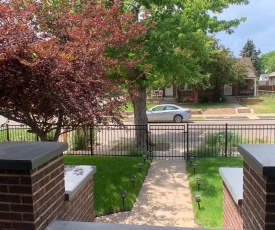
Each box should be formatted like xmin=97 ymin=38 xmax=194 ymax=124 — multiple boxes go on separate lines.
xmin=63 ymin=155 xmax=150 ymax=217
xmin=241 ymin=96 xmax=275 ymax=113
xmin=187 ymin=157 xmax=243 ymax=228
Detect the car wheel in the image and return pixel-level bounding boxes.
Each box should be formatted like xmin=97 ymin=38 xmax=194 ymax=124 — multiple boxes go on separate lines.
xmin=174 ymin=115 xmax=183 ymax=123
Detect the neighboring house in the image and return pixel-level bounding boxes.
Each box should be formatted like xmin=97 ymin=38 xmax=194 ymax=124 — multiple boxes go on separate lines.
xmin=268 ymin=71 xmax=275 ymax=86
xmin=259 ymin=74 xmax=269 ymax=86
xmin=230 ymin=57 xmax=257 ymax=97
xmin=149 ymin=58 xmax=257 ymax=102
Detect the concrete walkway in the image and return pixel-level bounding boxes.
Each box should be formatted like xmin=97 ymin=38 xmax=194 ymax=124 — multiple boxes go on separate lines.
xmin=94 ymin=160 xmax=198 ymax=228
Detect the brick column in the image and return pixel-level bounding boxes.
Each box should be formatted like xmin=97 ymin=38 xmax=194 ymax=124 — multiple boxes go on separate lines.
xmin=238 ymin=144 xmax=275 ymax=230
xmin=0 ymin=142 xmax=67 ymax=230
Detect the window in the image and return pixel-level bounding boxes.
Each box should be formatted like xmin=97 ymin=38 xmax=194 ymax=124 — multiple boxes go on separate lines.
xmin=179 ymin=84 xmax=192 ymax=91
xmin=165 ymin=105 xmax=178 ymax=111
xmin=152 ymin=106 xmax=164 ymax=111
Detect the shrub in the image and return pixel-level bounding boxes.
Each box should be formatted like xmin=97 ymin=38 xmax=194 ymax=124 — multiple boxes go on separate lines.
xmin=190 ymin=131 xmax=243 ymax=157
xmin=71 ymin=127 xmax=97 ymax=150
xmin=205 ymin=131 xmax=243 ymax=147
xmin=199 ymin=95 xmax=209 ymax=103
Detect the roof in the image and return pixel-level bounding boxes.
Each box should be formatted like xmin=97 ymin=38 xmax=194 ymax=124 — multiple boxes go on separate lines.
xmin=269 ymin=71 xmax=275 ymax=77
xmin=238 ymin=57 xmax=257 ymax=79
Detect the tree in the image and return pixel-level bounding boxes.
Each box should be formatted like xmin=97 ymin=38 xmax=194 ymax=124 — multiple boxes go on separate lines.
xmin=0 ymin=0 xmax=148 ymax=141
xmin=206 ymin=43 xmax=247 ymax=100
xmin=115 ymin=0 xmax=249 ymax=146
xmin=260 ymin=51 xmax=275 ymax=74
xmin=240 ymin=39 xmax=261 ymax=75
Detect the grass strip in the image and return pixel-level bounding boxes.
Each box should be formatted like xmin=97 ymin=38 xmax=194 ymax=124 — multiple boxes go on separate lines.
xmin=64 ymin=155 xmax=150 ymax=217
xmin=187 ymin=157 xmax=243 ymax=228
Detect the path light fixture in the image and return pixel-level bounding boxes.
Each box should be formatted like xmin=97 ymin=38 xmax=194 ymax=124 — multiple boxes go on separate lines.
xmin=138 ymin=163 xmax=143 ymax=173
xmin=194 ymin=194 xmax=201 ymax=209
xmin=130 ymin=175 xmax=136 ymax=188
xmin=196 ymin=178 xmax=201 ymax=191
xmin=143 ymin=154 xmax=147 ymax=164
xmin=189 ymin=157 xmax=194 ymax=166
xmin=192 ymin=163 xmax=197 ymax=174
xmin=120 ymin=190 xmax=127 ymax=207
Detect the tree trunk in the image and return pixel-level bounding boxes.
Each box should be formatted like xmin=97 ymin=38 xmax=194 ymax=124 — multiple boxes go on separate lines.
xmin=193 ymin=88 xmax=199 ymax=103
xmin=127 ymin=70 xmax=148 ymax=148
xmin=132 ymin=84 xmax=148 ymax=148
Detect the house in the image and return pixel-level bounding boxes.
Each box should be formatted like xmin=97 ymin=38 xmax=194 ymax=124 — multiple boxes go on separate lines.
xmin=268 ymin=71 xmax=275 ymax=86
xmin=259 ymin=73 xmax=269 ymax=86
xmin=148 ymin=58 xmax=257 ymax=103
xmin=230 ymin=57 xmax=257 ymax=97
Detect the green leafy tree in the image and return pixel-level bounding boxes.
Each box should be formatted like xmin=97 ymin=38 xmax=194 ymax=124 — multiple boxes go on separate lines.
xmin=0 ymin=0 xmax=148 ymax=141
xmin=115 ymin=0 xmax=249 ymax=146
xmin=240 ymin=39 xmax=261 ymax=75
xmin=260 ymin=51 xmax=275 ymax=74
xmin=207 ymin=43 xmax=247 ymax=95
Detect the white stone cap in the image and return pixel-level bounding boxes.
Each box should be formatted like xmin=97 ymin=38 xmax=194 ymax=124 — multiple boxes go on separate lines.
xmin=219 ymin=167 xmax=243 ymax=205
xmin=64 ymin=165 xmax=96 ymax=200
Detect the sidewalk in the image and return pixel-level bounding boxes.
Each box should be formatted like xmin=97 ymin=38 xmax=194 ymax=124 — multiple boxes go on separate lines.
xmin=94 ymin=160 xmax=199 ymax=228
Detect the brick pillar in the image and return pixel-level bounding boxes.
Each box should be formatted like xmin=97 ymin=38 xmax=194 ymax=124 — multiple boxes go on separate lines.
xmin=0 ymin=142 xmax=67 ymax=230
xmin=238 ymin=144 xmax=275 ymax=230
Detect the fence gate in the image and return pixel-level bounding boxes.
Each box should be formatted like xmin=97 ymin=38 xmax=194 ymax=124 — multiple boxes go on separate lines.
xmin=148 ymin=124 xmax=187 ymax=160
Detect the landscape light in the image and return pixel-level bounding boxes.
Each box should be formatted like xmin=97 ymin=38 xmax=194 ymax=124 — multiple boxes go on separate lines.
xmin=196 ymin=178 xmax=201 ymax=191
xmin=194 ymin=194 xmax=201 ymax=209
xmin=120 ymin=190 xmax=127 ymax=207
xmin=130 ymin=175 xmax=136 ymax=188
xmin=189 ymin=157 xmax=194 ymax=166
xmin=138 ymin=163 xmax=143 ymax=172
xmin=192 ymin=163 xmax=197 ymax=174
xmin=143 ymin=154 xmax=147 ymax=164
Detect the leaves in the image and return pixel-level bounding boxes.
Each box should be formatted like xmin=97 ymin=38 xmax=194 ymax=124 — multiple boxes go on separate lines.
xmin=0 ymin=0 xmax=149 ymax=140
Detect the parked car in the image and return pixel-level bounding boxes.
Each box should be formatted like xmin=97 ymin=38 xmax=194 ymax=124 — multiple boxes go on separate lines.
xmin=132 ymin=104 xmax=191 ymax=123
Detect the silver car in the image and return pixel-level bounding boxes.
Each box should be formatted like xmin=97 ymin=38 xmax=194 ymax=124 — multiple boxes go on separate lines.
xmin=146 ymin=104 xmax=191 ymax=123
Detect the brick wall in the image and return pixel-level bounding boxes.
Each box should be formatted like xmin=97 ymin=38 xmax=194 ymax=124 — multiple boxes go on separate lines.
xmin=243 ymin=160 xmax=275 ymax=230
xmin=223 ymin=182 xmax=243 ymax=229
xmin=0 ymin=154 xmax=64 ymax=230
xmin=60 ymin=178 xmax=94 ymax=222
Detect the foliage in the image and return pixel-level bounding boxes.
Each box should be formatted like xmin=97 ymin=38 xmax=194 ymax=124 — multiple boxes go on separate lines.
xmin=0 ymin=0 xmax=149 ymax=141
xmin=206 ymin=44 xmax=247 ymax=91
xmin=187 ymin=157 xmax=243 ymax=228
xmin=63 ymin=155 xmax=150 ymax=216
xmin=240 ymin=39 xmax=261 ymax=75
xmin=124 ymin=0 xmax=249 ymax=129
xmin=205 ymin=131 xmax=243 ymax=147
xmin=260 ymin=51 xmax=275 ymax=74
xmin=191 ymin=131 xmax=243 ymax=157
xmin=199 ymin=95 xmax=209 ymax=103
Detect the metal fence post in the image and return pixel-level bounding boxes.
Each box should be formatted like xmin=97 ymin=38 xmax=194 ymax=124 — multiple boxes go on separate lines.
xmin=6 ymin=124 xmax=10 ymax=141
xmin=186 ymin=123 xmax=189 ymax=160
xmin=90 ymin=126 xmax=94 ymax=156
xmin=146 ymin=123 xmax=149 ymax=153
xmin=225 ymin=123 xmax=228 ymax=157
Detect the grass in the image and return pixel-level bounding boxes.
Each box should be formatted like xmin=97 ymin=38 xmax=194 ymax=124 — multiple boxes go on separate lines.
xmin=241 ymin=96 xmax=275 ymax=113
xmin=63 ymin=155 xmax=150 ymax=217
xmin=0 ymin=128 xmax=37 ymax=141
xmin=187 ymin=157 xmax=243 ymax=228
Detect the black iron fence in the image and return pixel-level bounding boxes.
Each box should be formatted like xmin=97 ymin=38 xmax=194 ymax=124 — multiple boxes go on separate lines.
xmin=187 ymin=123 xmax=275 ymax=158
xmin=0 ymin=123 xmax=274 ymax=158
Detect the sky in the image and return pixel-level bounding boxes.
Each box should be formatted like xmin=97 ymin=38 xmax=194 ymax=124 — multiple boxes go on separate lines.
xmin=214 ymin=0 xmax=275 ymax=57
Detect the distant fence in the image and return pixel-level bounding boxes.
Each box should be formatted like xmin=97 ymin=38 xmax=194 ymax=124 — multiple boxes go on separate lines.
xmin=1 ymin=123 xmax=275 ymax=158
